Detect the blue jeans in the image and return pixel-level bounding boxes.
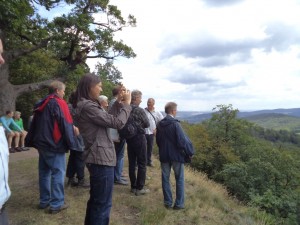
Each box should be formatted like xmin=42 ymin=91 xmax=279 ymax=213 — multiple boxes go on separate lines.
xmin=161 ymin=162 xmax=185 ymax=208
xmin=114 ymin=139 xmax=126 ymax=181
xmin=145 ymin=134 xmax=154 ymax=164
xmin=85 ymin=164 xmax=114 ymax=225
xmin=38 ymin=150 xmax=66 ymax=209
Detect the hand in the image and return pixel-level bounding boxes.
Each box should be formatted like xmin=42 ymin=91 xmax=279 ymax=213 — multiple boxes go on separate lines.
xmin=73 ymin=126 xmax=80 ymax=136
xmin=120 ymin=88 xmax=131 ymax=105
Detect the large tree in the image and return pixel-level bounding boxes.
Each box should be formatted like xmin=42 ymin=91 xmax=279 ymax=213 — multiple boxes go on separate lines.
xmin=0 ymin=0 xmax=136 ymax=115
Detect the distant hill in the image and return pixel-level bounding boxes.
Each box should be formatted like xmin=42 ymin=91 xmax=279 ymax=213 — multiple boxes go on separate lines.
xmin=177 ymin=108 xmax=300 ymax=131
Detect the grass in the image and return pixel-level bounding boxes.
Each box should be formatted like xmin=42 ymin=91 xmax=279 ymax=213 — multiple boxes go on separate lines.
xmin=7 ymin=151 xmax=275 ymax=225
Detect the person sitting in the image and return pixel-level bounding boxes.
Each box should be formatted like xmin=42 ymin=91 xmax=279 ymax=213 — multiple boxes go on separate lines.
xmin=0 ymin=111 xmax=23 ymax=153
xmin=10 ymin=111 xmax=30 ymax=151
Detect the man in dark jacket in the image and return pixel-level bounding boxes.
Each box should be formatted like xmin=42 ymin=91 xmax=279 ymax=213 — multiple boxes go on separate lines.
xmin=156 ymin=102 xmax=194 ymax=210
xmin=26 ymin=81 xmax=78 ymax=214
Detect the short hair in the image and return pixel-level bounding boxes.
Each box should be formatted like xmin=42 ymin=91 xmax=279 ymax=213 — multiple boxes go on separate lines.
xmin=5 ymin=110 xmax=12 ymax=115
xmin=99 ymin=95 xmax=108 ymax=102
xmin=112 ymin=85 xmax=123 ymax=97
xmin=72 ymin=73 xmax=101 ymax=108
xmin=131 ymin=90 xmax=142 ymax=102
xmin=165 ymin=102 xmax=177 ymax=114
xmin=15 ymin=111 xmax=21 ymax=115
xmin=49 ymin=81 xmax=65 ymax=94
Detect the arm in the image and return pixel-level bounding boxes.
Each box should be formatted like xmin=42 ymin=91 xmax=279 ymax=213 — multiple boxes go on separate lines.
xmin=0 ymin=117 xmax=12 ymax=133
xmin=139 ymin=108 xmax=150 ymax=128
xmin=175 ymin=123 xmax=195 ymax=157
xmin=11 ymin=120 xmax=23 ymax=132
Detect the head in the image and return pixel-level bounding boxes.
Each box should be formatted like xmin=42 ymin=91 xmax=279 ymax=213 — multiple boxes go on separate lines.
xmin=73 ymin=73 xmax=102 ymax=107
xmin=99 ymin=95 xmax=108 ymax=110
xmin=49 ymin=81 xmax=66 ymax=99
xmin=14 ymin=111 xmax=21 ymax=119
xmin=147 ymin=98 xmax=155 ymax=109
xmin=0 ymin=39 xmax=5 ymax=65
xmin=131 ymin=90 xmax=142 ymax=106
xmin=112 ymin=85 xmax=125 ymax=97
xmin=5 ymin=110 xmax=13 ymax=118
xmin=165 ymin=102 xmax=177 ymax=116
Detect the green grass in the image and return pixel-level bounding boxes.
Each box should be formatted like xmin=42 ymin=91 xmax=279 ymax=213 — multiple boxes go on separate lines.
xmin=7 ymin=153 xmax=275 ymax=225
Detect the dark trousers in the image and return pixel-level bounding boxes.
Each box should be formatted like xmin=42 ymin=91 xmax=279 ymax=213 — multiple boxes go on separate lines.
xmin=145 ymin=134 xmax=154 ymax=164
xmin=127 ymin=134 xmax=147 ymax=190
xmin=85 ymin=164 xmax=114 ymax=225
xmin=66 ymin=150 xmax=85 ymax=180
xmin=0 ymin=206 xmax=9 ymax=225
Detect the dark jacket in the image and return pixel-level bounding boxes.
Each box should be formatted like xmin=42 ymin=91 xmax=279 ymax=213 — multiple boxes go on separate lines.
xmin=73 ymin=98 xmax=131 ymax=166
xmin=25 ymin=94 xmax=77 ymax=153
xmin=156 ymin=114 xmax=194 ymax=163
xmin=130 ymin=104 xmax=150 ymax=135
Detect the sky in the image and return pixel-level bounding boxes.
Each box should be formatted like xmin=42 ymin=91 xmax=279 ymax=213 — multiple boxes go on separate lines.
xmin=40 ymin=0 xmax=300 ymax=112
xmin=87 ymin=0 xmax=300 ymax=112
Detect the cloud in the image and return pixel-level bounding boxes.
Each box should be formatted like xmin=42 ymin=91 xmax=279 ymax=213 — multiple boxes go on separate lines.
xmin=202 ymin=0 xmax=244 ymax=7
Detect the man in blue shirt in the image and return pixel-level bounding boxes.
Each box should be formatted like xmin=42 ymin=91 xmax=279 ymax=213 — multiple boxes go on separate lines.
xmin=0 ymin=38 xmax=11 ymax=225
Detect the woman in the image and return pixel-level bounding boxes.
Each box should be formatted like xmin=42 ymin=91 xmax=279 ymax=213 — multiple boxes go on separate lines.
xmin=72 ymin=73 xmax=131 ymax=225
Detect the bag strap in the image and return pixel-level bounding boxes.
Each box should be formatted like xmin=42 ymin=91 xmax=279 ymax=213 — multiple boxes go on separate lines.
xmin=145 ymin=108 xmax=157 ymax=124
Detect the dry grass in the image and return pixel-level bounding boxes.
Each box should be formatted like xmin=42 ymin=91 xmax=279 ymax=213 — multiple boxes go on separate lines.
xmin=7 ymin=151 xmax=274 ymax=225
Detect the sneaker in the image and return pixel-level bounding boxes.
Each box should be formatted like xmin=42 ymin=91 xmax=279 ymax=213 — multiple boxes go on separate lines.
xmin=130 ymin=188 xmax=136 ymax=194
xmin=67 ymin=177 xmax=78 ymax=187
xmin=173 ymin=205 xmax=185 ymax=210
xmin=49 ymin=203 xmax=69 ymax=214
xmin=114 ymin=179 xmax=128 ymax=186
xmin=15 ymin=147 xmax=23 ymax=152
xmin=77 ymin=179 xmax=90 ymax=188
xmin=21 ymin=147 xmax=30 ymax=151
xmin=37 ymin=204 xmax=49 ymax=209
xmin=164 ymin=204 xmax=172 ymax=209
xmin=9 ymin=148 xmax=16 ymax=153
xmin=135 ymin=188 xmax=150 ymax=196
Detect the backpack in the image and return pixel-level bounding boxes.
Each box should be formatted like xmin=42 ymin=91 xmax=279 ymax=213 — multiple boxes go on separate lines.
xmin=119 ymin=107 xmax=138 ymax=140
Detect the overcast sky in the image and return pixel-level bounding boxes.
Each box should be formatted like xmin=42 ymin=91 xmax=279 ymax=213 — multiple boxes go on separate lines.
xmin=86 ymin=0 xmax=300 ymax=112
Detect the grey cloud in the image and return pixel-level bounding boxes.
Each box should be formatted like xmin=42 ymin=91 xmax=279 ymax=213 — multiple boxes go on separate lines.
xmin=169 ymin=70 xmax=216 ymax=84
xmin=202 ymin=0 xmax=244 ymax=7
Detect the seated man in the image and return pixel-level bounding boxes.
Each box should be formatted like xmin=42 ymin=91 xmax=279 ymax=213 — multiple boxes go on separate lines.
xmin=0 ymin=111 xmax=23 ymax=153
xmin=11 ymin=111 xmax=29 ymax=151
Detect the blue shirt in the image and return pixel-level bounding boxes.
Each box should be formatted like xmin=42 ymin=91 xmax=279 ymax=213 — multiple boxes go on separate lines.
xmin=0 ymin=126 xmax=11 ymax=209
xmin=0 ymin=116 xmax=22 ymax=133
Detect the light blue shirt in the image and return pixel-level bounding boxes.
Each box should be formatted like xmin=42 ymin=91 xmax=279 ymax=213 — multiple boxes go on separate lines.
xmin=0 ymin=126 xmax=11 ymax=209
xmin=0 ymin=116 xmax=22 ymax=133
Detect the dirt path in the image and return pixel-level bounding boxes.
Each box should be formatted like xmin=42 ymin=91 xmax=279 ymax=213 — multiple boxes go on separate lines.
xmin=9 ymin=148 xmax=39 ymax=163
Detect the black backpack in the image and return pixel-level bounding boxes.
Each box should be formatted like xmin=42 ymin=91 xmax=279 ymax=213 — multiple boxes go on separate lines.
xmin=119 ymin=107 xmax=138 ymax=140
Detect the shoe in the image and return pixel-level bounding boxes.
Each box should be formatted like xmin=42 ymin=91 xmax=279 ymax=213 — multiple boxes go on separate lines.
xmin=15 ymin=147 xmax=23 ymax=152
xmin=147 ymin=162 xmax=154 ymax=167
xmin=49 ymin=203 xmax=69 ymax=214
xmin=164 ymin=204 xmax=172 ymax=209
xmin=173 ymin=205 xmax=185 ymax=210
xmin=37 ymin=204 xmax=49 ymax=209
xmin=114 ymin=179 xmax=128 ymax=186
xmin=9 ymin=148 xmax=16 ymax=153
xmin=130 ymin=188 xmax=136 ymax=194
xmin=21 ymin=147 xmax=30 ymax=151
xmin=67 ymin=177 xmax=78 ymax=187
xmin=77 ymin=179 xmax=90 ymax=188
xmin=135 ymin=188 xmax=150 ymax=196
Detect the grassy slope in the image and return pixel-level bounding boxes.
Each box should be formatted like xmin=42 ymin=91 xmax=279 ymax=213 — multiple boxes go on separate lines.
xmin=7 ymin=154 xmax=271 ymax=225
xmin=244 ymin=113 xmax=300 ymax=131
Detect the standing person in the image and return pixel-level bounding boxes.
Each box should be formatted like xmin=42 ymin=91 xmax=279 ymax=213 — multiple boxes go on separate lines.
xmin=126 ymin=90 xmax=150 ymax=196
xmin=144 ymin=98 xmax=164 ymax=167
xmin=109 ymin=85 xmax=128 ymax=185
xmin=72 ymin=73 xmax=131 ymax=225
xmin=0 ymin=111 xmax=23 ymax=153
xmin=11 ymin=111 xmax=29 ymax=151
xmin=25 ymin=81 xmax=79 ymax=214
xmin=0 ymin=38 xmax=11 ymax=225
xmin=99 ymin=95 xmax=109 ymax=111
xmin=66 ymin=93 xmax=89 ymax=188
xmin=156 ymin=102 xmax=195 ymax=210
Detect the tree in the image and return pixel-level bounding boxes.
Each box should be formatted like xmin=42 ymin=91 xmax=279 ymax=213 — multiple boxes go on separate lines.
xmin=0 ymin=0 xmax=136 ymax=115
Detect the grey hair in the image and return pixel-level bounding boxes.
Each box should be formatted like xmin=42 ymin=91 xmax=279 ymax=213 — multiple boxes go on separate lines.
xmin=131 ymin=90 xmax=142 ymax=101
xmin=99 ymin=95 xmax=108 ymax=102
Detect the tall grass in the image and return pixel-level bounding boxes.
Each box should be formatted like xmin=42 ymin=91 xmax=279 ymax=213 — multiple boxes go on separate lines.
xmin=7 ymin=153 xmax=274 ymax=225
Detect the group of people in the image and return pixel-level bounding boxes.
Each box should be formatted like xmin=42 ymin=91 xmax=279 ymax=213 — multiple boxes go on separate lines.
xmin=0 ymin=36 xmax=195 ymax=225
xmin=0 ymin=110 xmax=29 ymax=153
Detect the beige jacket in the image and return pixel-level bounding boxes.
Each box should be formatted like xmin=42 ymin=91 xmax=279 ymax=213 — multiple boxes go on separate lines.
xmin=74 ymin=98 xmax=131 ymax=166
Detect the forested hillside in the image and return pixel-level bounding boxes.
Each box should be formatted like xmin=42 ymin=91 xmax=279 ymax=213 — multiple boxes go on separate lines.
xmin=181 ymin=105 xmax=300 ymax=225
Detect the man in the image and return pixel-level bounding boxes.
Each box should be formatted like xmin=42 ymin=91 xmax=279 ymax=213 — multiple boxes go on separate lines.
xmin=156 ymin=102 xmax=195 ymax=209
xmin=109 ymin=85 xmax=128 ymax=185
xmin=126 ymin=90 xmax=150 ymax=195
xmin=99 ymin=95 xmax=109 ymax=111
xmin=25 ymin=81 xmax=78 ymax=214
xmin=0 ymin=111 xmax=23 ymax=153
xmin=0 ymin=38 xmax=11 ymax=225
xmin=144 ymin=98 xmax=164 ymax=167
